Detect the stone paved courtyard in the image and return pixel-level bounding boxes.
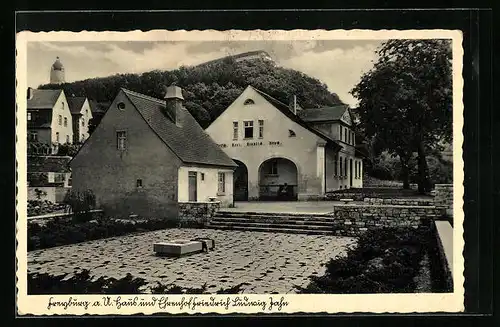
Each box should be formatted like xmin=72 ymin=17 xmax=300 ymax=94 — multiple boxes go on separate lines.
xmin=28 ymin=228 xmax=357 ymax=294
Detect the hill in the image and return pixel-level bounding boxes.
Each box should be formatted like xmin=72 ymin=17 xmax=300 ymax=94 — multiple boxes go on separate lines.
xmin=38 ymin=57 xmax=344 ymax=129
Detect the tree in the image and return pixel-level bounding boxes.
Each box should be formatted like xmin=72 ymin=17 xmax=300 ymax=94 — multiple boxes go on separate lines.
xmin=351 ymin=39 xmax=452 ymax=193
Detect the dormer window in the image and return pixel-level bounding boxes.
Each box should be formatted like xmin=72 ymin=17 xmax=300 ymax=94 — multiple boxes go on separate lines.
xmin=288 ymin=129 xmax=296 ymax=137
xmin=244 ymin=99 xmax=255 ymax=105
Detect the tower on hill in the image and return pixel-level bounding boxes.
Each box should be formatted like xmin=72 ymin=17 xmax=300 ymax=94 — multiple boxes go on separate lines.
xmin=50 ymin=56 xmax=65 ymax=84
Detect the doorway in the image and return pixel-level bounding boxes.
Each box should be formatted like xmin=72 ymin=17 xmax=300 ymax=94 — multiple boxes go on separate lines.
xmin=188 ymin=171 xmax=197 ymax=202
xmin=233 ymin=159 xmax=248 ymax=201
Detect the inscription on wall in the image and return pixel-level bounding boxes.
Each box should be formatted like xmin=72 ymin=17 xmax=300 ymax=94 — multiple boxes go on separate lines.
xmin=218 ymin=141 xmax=283 ymax=148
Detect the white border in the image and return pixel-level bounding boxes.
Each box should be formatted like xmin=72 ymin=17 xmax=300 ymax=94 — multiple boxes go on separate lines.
xmin=16 ymin=29 xmax=464 ymax=315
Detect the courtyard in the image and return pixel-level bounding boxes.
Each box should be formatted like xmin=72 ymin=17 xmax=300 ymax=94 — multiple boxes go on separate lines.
xmin=28 ymin=228 xmax=356 ymax=294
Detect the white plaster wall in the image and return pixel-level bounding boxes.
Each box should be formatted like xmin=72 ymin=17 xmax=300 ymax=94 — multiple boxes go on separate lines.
xmin=79 ymin=99 xmax=93 ymax=142
xmin=178 ymin=166 xmax=234 ymax=207
xmin=51 ymin=91 xmax=73 ymax=145
xmin=205 ymin=86 xmax=325 ymax=199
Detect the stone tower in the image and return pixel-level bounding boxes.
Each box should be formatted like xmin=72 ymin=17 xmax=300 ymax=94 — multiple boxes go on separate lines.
xmin=50 ymin=56 xmax=65 ymax=84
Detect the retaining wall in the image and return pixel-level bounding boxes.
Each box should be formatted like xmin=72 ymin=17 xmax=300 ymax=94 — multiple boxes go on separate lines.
xmin=28 ymin=209 xmax=104 ymax=226
xmin=363 ymin=197 xmax=434 ymax=206
xmin=178 ymin=201 xmax=220 ymax=227
xmin=435 ymin=184 xmax=453 ymax=215
xmin=331 ymin=204 xmax=445 ymax=236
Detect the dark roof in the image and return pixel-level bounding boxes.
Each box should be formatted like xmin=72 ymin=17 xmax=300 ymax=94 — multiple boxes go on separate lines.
xmin=122 ymin=89 xmax=237 ymax=168
xmin=298 ymin=105 xmax=349 ymax=122
xmin=67 ymin=97 xmax=86 ymax=114
xmin=250 ymin=86 xmax=342 ymax=150
xmin=88 ymin=99 xmax=109 ymax=114
xmin=27 ymin=89 xmax=62 ymax=109
xmin=27 ymin=156 xmax=71 ymax=173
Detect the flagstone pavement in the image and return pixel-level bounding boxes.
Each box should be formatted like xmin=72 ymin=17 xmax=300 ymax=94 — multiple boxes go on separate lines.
xmin=28 ymin=228 xmax=357 ymax=294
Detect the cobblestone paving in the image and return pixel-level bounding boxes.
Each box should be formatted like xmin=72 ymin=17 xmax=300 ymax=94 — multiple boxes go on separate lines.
xmin=28 ymin=229 xmax=357 ymax=294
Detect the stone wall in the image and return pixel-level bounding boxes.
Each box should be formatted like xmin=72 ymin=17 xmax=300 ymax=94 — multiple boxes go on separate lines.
xmin=28 ymin=210 xmax=104 ymax=226
xmin=178 ymin=201 xmax=220 ymax=227
xmin=363 ymin=197 xmax=434 ymax=206
xmin=435 ymin=184 xmax=453 ymax=215
xmin=331 ymin=204 xmax=445 ymax=236
xmin=325 ymin=192 xmax=365 ymax=201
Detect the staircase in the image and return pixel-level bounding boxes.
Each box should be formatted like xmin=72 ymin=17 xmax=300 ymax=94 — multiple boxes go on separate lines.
xmin=207 ymin=211 xmax=338 ymax=235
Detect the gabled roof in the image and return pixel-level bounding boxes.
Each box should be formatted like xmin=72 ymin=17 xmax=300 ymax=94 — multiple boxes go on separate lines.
xmin=27 ymin=89 xmax=62 ymax=109
xmin=122 ymin=88 xmax=237 ymax=168
xmin=298 ymin=104 xmax=350 ymax=122
xmin=67 ymin=97 xmax=87 ymax=115
xmin=249 ymin=86 xmax=342 ymax=150
xmin=27 ymin=156 xmax=71 ymax=173
xmin=88 ymin=99 xmax=109 ymax=114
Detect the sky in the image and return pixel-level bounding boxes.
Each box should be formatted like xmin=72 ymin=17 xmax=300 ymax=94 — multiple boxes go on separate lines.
xmin=27 ymin=40 xmax=384 ymax=107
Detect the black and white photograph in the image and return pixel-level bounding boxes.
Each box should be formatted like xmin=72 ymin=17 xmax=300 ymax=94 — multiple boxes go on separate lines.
xmin=16 ymin=29 xmax=464 ymax=314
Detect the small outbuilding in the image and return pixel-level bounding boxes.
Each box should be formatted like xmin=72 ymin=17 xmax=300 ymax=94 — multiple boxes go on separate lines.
xmin=70 ymin=86 xmax=237 ymax=219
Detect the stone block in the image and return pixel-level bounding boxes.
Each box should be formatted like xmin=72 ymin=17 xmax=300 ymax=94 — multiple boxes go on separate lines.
xmin=154 ymin=239 xmax=215 ymax=257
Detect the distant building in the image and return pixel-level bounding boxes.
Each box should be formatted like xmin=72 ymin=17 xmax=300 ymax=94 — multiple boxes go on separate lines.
xmin=27 ymin=88 xmax=73 ymax=154
xmin=50 ymin=57 xmax=65 ymax=84
xmin=67 ymin=96 xmax=93 ymax=143
xmin=196 ymin=50 xmax=273 ymax=68
xmin=70 ymin=86 xmax=237 ymax=219
xmin=206 ymin=85 xmax=363 ymax=201
xmin=27 ymin=155 xmax=72 ymax=203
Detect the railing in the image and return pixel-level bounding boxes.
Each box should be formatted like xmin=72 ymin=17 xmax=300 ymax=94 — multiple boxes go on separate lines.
xmin=259 ymin=184 xmax=298 ymax=201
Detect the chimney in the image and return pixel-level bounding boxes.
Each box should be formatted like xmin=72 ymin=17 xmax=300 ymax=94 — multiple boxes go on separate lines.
xmin=164 ymin=85 xmax=185 ymax=127
xmin=27 ymin=87 xmax=34 ymax=100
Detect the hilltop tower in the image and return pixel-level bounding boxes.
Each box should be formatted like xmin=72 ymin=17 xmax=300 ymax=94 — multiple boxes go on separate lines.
xmin=50 ymin=56 xmax=65 ymax=84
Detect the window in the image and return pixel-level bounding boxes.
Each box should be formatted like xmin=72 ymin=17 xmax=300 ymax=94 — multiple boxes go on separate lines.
xmin=233 ymin=122 xmax=238 ymax=140
xmin=64 ymin=117 xmax=68 ymax=127
xmin=117 ymin=131 xmax=127 ymax=150
xmin=339 ymin=156 xmax=343 ymax=177
xmin=66 ymin=135 xmax=69 ymax=143
xmin=28 ymin=112 xmax=31 ymax=121
xmin=244 ymin=121 xmax=254 ymax=139
xmin=218 ymin=172 xmax=225 ymax=194
xmin=62 ymin=102 xmax=64 ymax=110
xmin=344 ymin=128 xmax=348 ymax=144
xmin=344 ymin=157 xmax=348 ymax=176
xmin=136 ymin=179 xmax=143 ymax=188
xmin=339 ymin=126 xmax=342 ymax=141
xmin=244 ymin=99 xmax=255 ymax=105
xmin=117 ymin=102 xmax=126 ymax=110
xmin=355 ymin=161 xmax=358 ymax=178
xmin=258 ymin=120 xmax=264 ymax=138
xmin=86 ymin=109 xmax=88 ymax=115
xmin=288 ymin=129 xmax=296 ymax=137
xmin=55 ymin=132 xmax=59 ymax=143
xmin=58 ymin=115 xmax=62 ymax=125
xmin=348 ymin=129 xmax=351 ymax=144
xmin=352 ymin=132 xmax=355 ymax=145
xmin=267 ymin=159 xmax=278 ymax=175
xmin=54 ymin=173 xmax=65 ymax=183
xmin=201 ymin=173 xmax=205 ymax=181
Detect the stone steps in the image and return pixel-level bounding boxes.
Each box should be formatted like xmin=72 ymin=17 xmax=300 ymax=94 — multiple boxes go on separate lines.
xmin=206 ymin=223 xmax=335 ymax=235
xmin=208 ymin=211 xmax=338 ymax=235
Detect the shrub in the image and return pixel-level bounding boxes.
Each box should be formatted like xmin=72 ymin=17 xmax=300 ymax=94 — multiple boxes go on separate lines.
xmin=63 ymin=190 xmax=96 ymax=223
xmin=28 ymin=270 xmax=247 ymax=294
xmin=298 ymin=227 xmax=431 ymax=294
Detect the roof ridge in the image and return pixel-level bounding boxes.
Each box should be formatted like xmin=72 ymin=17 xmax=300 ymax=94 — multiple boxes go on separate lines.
xmin=250 ymin=86 xmax=291 ymax=108
xmin=121 ymin=88 xmax=165 ymax=104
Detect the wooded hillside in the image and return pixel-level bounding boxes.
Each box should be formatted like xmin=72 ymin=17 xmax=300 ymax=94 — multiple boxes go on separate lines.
xmin=39 ymin=57 xmax=343 ymax=128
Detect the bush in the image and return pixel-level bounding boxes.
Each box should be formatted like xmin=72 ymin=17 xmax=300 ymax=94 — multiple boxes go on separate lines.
xmin=298 ymin=227 xmax=431 ymax=294
xmin=63 ymin=190 xmax=96 ymax=223
xmin=28 ymin=270 xmax=247 ymax=294
xmin=28 ymin=217 xmax=189 ymax=251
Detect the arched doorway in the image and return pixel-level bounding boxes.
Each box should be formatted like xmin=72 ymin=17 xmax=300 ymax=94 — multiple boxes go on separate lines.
xmin=258 ymin=158 xmax=298 ymax=201
xmin=233 ymin=159 xmax=248 ymax=201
